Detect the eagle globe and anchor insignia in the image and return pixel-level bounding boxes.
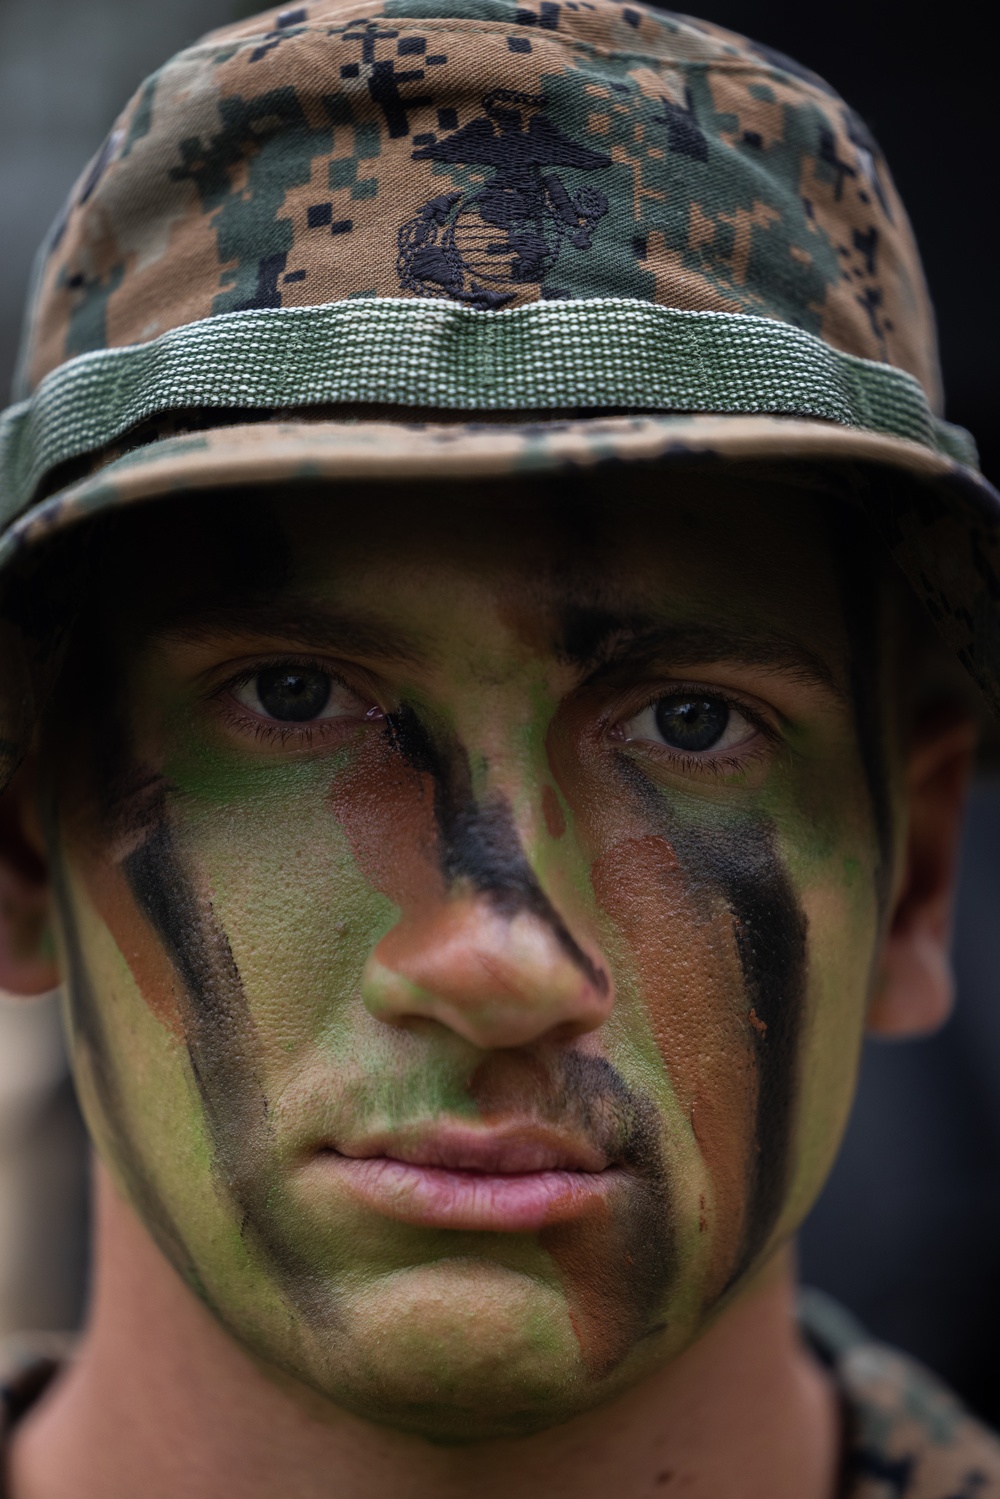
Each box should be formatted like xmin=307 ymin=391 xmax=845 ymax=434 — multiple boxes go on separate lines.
xmin=398 ymin=91 xmax=613 ymax=309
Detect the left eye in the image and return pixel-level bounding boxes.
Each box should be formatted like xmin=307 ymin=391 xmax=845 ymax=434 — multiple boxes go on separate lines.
xmin=231 ymin=666 xmax=365 ymax=723
xmin=620 ymin=694 xmax=755 ymax=754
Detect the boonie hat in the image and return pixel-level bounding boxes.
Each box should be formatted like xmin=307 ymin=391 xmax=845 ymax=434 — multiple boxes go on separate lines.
xmin=0 ymin=0 xmax=997 ymax=774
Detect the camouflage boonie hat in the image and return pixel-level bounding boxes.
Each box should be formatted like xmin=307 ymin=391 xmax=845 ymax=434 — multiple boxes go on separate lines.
xmin=0 ymin=0 xmax=997 ymax=757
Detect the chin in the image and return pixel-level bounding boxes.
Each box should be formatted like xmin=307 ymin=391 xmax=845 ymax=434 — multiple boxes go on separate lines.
xmin=282 ymin=1259 xmax=618 ymax=1441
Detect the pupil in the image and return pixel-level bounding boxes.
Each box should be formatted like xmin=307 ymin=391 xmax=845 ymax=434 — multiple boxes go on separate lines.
xmin=654 ymin=695 xmax=729 ymax=752
xmin=256 ymin=667 xmax=331 ymax=722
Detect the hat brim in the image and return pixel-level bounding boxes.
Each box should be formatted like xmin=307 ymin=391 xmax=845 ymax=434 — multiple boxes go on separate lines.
xmin=2 ymin=410 xmax=998 ymax=715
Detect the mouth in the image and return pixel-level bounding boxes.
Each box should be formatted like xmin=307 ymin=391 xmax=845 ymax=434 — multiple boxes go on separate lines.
xmin=308 ymin=1124 xmax=620 ymax=1233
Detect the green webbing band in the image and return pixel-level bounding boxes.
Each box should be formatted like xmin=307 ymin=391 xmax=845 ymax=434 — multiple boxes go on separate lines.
xmin=0 ymin=296 xmax=978 ymax=519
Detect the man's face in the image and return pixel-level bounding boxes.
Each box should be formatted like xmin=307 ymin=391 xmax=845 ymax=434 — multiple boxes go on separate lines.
xmin=42 ymin=474 xmax=899 ymax=1437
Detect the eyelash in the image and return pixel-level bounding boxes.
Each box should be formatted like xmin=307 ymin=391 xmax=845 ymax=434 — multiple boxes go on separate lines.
xmin=608 ymin=686 xmax=780 ymax=778
xmin=210 ymin=656 xmax=381 ymax=750
xmin=209 ymin=660 xmax=783 ymax=781
xmin=652 ymin=741 xmax=772 ymax=781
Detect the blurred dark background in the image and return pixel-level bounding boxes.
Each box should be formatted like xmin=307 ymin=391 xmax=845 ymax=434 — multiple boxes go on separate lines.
xmin=0 ymin=0 xmax=998 ymax=1418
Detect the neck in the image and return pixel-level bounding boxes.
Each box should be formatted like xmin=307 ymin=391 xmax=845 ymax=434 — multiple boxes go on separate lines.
xmin=11 ymin=1163 xmax=838 ymax=1499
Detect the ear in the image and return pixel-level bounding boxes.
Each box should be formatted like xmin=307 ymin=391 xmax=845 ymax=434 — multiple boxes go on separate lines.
xmin=868 ymin=708 xmax=979 ymax=1038
xmin=0 ymin=753 xmax=60 ymax=996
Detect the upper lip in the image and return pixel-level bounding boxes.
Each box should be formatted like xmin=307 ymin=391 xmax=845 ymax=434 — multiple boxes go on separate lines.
xmin=325 ymin=1123 xmax=611 ymax=1175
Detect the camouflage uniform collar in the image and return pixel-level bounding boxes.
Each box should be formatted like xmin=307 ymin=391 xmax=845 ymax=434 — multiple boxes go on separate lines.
xmin=801 ymin=1290 xmax=1000 ymax=1498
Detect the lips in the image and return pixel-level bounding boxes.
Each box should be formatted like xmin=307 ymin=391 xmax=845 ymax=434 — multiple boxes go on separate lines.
xmin=307 ymin=1124 xmax=619 ymax=1232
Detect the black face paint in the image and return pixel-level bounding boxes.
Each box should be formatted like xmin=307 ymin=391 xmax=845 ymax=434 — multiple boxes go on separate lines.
xmin=47 ymin=824 xmax=199 ymax=1286
xmin=613 ymin=756 xmax=808 ymax=1290
xmin=115 ymin=750 xmax=668 ymax=1372
xmin=122 ymin=826 xmax=265 ymax=1187
xmin=31 ymin=482 xmax=838 ymax=1400
xmin=381 ymin=706 xmax=675 ymax=1370
xmin=34 ymin=570 xmax=208 ymax=1287
xmin=697 ymin=823 xmax=808 ymax=1282
xmin=387 ymin=703 xmax=609 ymax=994
xmin=120 ymin=819 xmax=340 ymax=1325
xmin=56 ymin=706 xmax=333 ymax=1322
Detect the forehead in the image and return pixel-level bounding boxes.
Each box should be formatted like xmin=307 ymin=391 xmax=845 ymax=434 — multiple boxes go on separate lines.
xmin=115 ymin=470 xmax=857 ymax=657
xmin=54 ymin=467 xmax=881 ymax=701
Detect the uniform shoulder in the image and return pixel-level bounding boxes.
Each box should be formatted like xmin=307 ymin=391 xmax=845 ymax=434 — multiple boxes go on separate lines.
xmin=800 ymin=1289 xmax=1000 ymax=1498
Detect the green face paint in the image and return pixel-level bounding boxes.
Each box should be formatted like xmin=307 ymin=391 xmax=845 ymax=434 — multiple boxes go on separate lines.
xmin=38 ymin=472 xmax=894 ymax=1439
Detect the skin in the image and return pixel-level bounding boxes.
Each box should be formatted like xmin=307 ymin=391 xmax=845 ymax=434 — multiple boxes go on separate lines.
xmin=0 ymin=469 xmax=977 ymax=1496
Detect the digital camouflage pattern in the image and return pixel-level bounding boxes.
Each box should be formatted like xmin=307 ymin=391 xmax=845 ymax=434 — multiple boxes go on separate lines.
xmin=15 ymin=0 xmax=941 ymax=395
xmin=799 ymin=1292 xmax=1000 ymax=1498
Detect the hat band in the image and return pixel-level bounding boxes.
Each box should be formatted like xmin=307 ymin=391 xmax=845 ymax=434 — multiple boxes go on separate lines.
xmin=0 ymin=295 xmax=977 ymax=522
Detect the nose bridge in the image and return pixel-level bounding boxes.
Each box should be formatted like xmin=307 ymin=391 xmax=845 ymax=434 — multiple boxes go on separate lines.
xmin=360 ymin=697 xmax=613 ymax=1050
xmin=446 ymin=675 xmax=559 ymax=877
xmin=435 ymin=683 xmax=585 ymax=930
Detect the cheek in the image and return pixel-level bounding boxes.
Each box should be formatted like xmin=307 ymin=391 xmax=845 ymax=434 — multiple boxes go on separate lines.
xmin=184 ymin=779 xmax=398 ymax=1061
xmin=589 ymin=834 xmax=756 ymax=1300
xmin=67 ymin=739 xmax=418 ymax=1071
xmin=549 ymin=730 xmax=762 ymax=1296
xmin=71 ymin=829 xmax=187 ymax=1040
xmin=778 ymin=853 xmax=882 ymax=1232
xmin=325 ymin=733 xmax=444 ymax=915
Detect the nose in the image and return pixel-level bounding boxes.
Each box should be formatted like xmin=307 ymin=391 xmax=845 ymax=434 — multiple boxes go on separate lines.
xmin=360 ymin=893 xmax=613 ymax=1050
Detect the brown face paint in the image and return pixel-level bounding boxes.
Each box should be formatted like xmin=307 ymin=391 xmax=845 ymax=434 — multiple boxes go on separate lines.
xmin=325 ymin=709 xmax=445 ymax=918
xmin=588 ymin=832 xmax=757 ymax=1302
xmin=73 ymin=774 xmax=187 ymax=1041
xmin=602 ymin=758 xmax=808 ymax=1289
xmin=326 ymin=701 xmax=670 ymax=1372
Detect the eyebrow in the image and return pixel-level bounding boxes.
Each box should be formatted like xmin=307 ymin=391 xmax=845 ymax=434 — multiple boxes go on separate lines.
xmin=153 ymin=602 xmax=842 ymax=700
xmin=563 ymin=617 xmax=844 ymax=700
xmin=156 ymin=602 xmax=426 ymax=666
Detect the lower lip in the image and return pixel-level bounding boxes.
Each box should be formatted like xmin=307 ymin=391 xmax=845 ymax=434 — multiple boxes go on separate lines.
xmin=316 ymin=1154 xmax=618 ymax=1232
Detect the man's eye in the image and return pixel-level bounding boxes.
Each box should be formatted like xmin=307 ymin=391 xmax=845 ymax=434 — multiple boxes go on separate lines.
xmin=232 ymin=666 xmax=350 ymax=723
xmin=621 ymin=694 xmax=755 ymax=754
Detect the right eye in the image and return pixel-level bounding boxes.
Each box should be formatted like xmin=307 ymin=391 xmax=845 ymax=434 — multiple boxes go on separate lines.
xmin=231 ymin=665 xmax=365 ymax=724
xmin=620 ymin=693 xmax=756 ymax=756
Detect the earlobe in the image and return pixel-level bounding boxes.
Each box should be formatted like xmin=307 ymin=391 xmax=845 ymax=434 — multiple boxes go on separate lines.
xmin=0 ymin=754 xmax=60 ymax=996
xmin=868 ymin=709 xmax=979 ymax=1039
